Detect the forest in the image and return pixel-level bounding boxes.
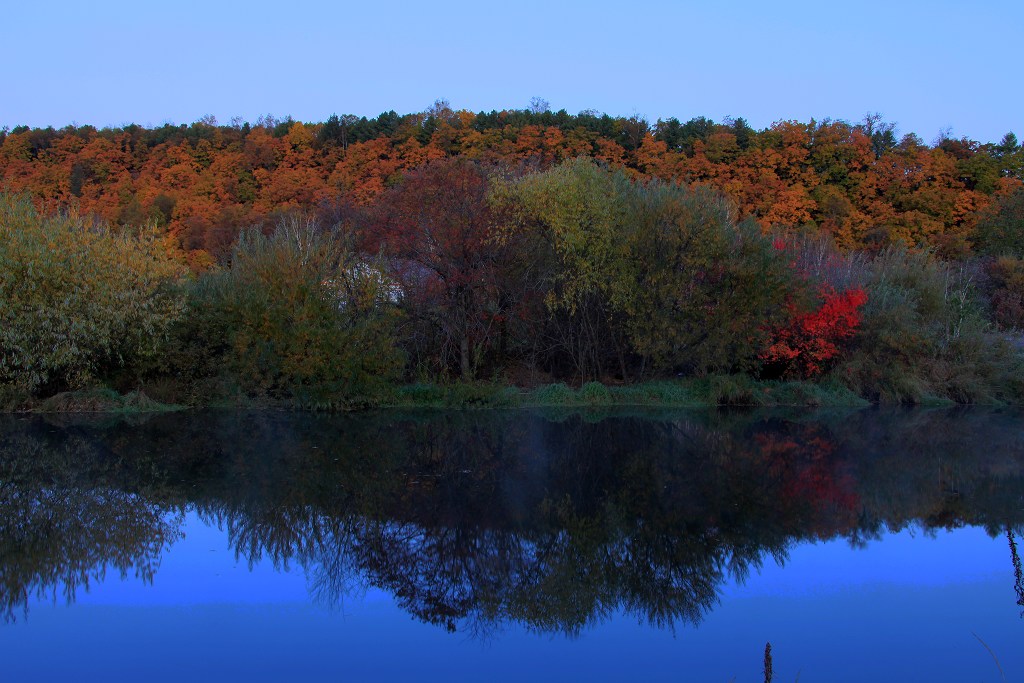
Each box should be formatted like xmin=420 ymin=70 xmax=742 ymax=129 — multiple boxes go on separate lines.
xmin=2 ymin=104 xmax=1024 ymax=409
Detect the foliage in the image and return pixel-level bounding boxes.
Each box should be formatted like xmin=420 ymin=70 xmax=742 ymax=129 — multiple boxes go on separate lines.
xmin=0 ymin=192 xmax=184 ymax=395
xmin=578 ymin=381 xmax=613 ymax=405
xmin=1 ymin=111 xmax=1019 ymax=262
xmin=974 ymin=187 xmax=1024 ymax=257
xmin=390 ymin=381 xmax=520 ymax=408
xmin=33 ymin=388 xmax=181 ymax=413
xmin=761 ymin=287 xmax=868 ymax=379
xmin=367 ymin=158 xmax=515 ymax=380
xmin=528 ymin=383 xmax=577 ymax=406
xmin=170 ymin=216 xmax=404 ymax=407
xmin=834 ymin=247 xmax=1024 ymax=403
xmin=502 ymin=159 xmax=799 ymax=378
xmin=985 ymin=255 xmax=1024 ymax=329
xmin=6 ymin=122 xmax=1024 ymax=407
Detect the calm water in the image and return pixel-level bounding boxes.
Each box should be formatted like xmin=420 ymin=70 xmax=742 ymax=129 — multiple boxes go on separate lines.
xmin=1 ymin=407 xmax=1022 ymax=681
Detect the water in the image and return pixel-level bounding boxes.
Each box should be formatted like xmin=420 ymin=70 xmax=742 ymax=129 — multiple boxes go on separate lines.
xmin=1 ymin=408 xmax=1022 ymax=681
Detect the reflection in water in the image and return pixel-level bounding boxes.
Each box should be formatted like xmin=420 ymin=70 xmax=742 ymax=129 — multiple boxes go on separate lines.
xmin=1010 ymin=529 xmax=1024 ymax=614
xmin=0 ymin=429 xmax=181 ymax=622
xmin=1 ymin=408 xmax=1023 ymax=633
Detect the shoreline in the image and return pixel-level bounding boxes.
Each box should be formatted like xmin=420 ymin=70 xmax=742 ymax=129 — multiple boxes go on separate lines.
xmin=8 ymin=376 xmax=1004 ymax=414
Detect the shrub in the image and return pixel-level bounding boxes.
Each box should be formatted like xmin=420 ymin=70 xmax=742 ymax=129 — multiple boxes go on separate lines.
xmin=0 ymin=193 xmax=184 ymax=396
xmin=530 ymin=383 xmax=577 ymax=406
xmin=986 ymin=255 xmax=1024 ymax=329
xmin=170 ymin=216 xmax=404 ymax=406
xmin=833 ymin=246 xmax=1024 ymax=403
xmin=578 ymin=381 xmax=613 ymax=405
xmin=974 ymin=187 xmax=1024 ymax=257
xmin=760 ymin=286 xmax=868 ymax=379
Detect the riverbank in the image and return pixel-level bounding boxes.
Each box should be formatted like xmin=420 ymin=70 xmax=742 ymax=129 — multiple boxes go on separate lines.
xmin=0 ymin=377 xmax=910 ymax=413
xmin=384 ymin=377 xmax=873 ymax=410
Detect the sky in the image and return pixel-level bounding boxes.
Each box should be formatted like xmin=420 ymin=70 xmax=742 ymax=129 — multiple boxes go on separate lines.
xmin=2 ymin=0 xmax=1021 ymax=143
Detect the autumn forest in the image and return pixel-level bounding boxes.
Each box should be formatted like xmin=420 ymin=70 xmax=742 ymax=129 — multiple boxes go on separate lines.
xmin=2 ymin=104 xmax=1024 ymax=409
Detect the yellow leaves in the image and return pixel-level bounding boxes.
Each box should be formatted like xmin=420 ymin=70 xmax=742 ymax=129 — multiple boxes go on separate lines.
xmin=286 ymin=122 xmax=314 ymax=149
xmin=0 ymin=193 xmax=185 ymax=392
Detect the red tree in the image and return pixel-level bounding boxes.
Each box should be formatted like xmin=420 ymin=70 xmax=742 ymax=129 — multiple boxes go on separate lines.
xmin=368 ymin=158 xmax=513 ymax=379
xmin=760 ymin=286 xmax=867 ymax=379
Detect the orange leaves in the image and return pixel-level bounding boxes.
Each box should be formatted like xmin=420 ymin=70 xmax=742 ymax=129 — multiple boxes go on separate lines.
xmin=0 ymin=112 xmax=1014 ymax=263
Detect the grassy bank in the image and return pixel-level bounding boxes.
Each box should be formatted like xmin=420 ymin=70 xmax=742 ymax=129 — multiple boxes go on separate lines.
xmin=386 ymin=377 xmax=871 ymax=410
xmin=27 ymin=388 xmax=185 ymax=414
xmin=1 ymin=376 xmax=876 ymax=414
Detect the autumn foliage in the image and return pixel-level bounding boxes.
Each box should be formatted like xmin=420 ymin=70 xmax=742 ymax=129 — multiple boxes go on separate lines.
xmin=2 ymin=104 xmax=1024 ymax=406
xmin=2 ymin=108 xmax=1021 ymax=264
xmin=760 ymin=287 xmax=868 ymax=379
xmin=366 ymin=158 xmax=513 ymax=379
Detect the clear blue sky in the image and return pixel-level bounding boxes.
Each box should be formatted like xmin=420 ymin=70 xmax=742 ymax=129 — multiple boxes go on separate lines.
xmin=2 ymin=0 xmax=1020 ymax=143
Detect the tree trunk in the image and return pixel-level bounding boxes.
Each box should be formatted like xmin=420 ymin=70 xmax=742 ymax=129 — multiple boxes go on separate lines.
xmin=460 ymin=336 xmax=471 ymax=380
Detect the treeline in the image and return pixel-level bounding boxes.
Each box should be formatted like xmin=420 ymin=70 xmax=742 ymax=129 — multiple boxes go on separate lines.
xmin=2 ymin=105 xmax=1023 ymax=266
xmin=3 ymin=155 xmax=1024 ymax=409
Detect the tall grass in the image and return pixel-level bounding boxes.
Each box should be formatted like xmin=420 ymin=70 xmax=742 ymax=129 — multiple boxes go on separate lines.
xmin=837 ymin=247 xmax=1023 ymax=403
xmin=772 ymin=235 xmax=1024 ymax=404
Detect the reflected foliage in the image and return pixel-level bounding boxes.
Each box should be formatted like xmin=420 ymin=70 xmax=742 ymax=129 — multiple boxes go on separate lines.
xmin=1010 ymin=529 xmax=1024 ymax=615
xmin=2 ymin=408 xmax=1024 ymax=633
xmin=0 ymin=425 xmax=182 ymax=622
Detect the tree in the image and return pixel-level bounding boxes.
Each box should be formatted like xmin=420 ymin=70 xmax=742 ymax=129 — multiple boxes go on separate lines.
xmin=0 ymin=193 xmax=185 ymax=396
xmin=501 ymin=159 xmax=799 ymax=379
xmin=181 ymin=215 xmax=403 ymax=405
xmin=975 ymin=187 xmax=1024 ymax=256
xmin=856 ymin=112 xmax=897 ymax=158
xmin=369 ymin=159 xmax=513 ymax=379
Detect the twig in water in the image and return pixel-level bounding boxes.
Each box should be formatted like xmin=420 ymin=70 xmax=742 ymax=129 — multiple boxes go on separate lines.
xmin=971 ymin=631 xmax=1006 ymax=683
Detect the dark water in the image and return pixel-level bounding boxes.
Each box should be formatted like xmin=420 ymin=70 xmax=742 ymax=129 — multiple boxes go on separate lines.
xmin=1 ymin=407 xmax=1022 ymax=681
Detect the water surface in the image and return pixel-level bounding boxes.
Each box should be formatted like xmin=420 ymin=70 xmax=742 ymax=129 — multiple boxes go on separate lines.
xmin=1 ymin=408 xmax=1022 ymax=681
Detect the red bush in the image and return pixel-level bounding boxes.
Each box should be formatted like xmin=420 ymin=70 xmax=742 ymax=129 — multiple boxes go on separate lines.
xmin=761 ymin=287 xmax=867 ymax=379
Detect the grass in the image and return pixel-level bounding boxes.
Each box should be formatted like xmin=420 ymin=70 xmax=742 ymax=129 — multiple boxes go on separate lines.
xmin=388 ymin=382 xmax=522 ymax=409
xmin=32 ymin=388 xmax=185 ymax=414
xmin=14 ymin=372 xmax=1005 ymax=413
xmin=379 ymin=376 xmax=869 ymax=410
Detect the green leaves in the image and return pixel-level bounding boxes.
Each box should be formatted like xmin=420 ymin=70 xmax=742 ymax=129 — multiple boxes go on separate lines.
xmin=501 ymin=159 xmax=796 ymax=377
xmin=186 ymin=215 xmax=404 ymax=405
xmin=974 ymin=187 xmax=1024 ymax=257
xmin=0 ymin=193 xmax=184 ymax=395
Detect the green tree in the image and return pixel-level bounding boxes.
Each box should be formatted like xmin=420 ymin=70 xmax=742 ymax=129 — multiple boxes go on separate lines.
xmin=623 ymin=182 xmax=796 ymax=375
xmin=975 ymin=188 xmax=1024 ymax=257
xmin=501 ymin=159 xmax=796 ymax=378
xmin=182 ymin=215 xmax=404 ymax=406
xmin=0 ymin=193 xmax=184 ymax=396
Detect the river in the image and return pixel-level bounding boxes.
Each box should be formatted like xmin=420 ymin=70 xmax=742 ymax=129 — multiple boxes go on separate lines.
xmin=1 ymin=408 xmax=1022 ymax=681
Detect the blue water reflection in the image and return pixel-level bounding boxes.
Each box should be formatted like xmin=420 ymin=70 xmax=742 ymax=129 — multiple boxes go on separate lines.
xmin=8 ymin=517 xmax=1018 ymax=682
xmin=2 ymin=408 xmax=1022 ymax=681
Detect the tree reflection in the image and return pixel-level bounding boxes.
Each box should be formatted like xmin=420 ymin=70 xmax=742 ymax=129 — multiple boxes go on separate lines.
xmin=2 ymin=407 xmax=1024 ymax=633
xmin=1010 ymin=528 xmax=1024 ymax=615
xmin=0 ymin=428 xmax=182 ymax=622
